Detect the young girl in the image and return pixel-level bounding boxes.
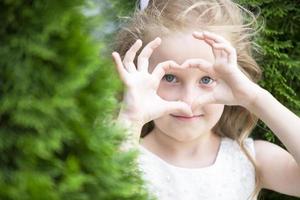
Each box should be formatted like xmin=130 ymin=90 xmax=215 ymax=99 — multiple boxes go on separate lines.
xmin=112 ymin=0 xmax=300 ymax=199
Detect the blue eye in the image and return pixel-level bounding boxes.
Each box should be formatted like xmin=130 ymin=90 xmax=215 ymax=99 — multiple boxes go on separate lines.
xmin=200 ymin=76 xmax=214 ymax=85
xmin=163 ymin=74 xmax=177 ymax=83
xmin=162 ymin=75 xmax=213 ymax=84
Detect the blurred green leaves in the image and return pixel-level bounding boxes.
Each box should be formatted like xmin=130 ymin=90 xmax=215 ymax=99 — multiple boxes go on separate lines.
xmin=0 ymin=0 xmax=152 ymax=199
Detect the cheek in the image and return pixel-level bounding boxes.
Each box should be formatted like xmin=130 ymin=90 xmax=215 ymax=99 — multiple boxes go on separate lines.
xmin=203 ymin=104 xmax=224 ymax=122
xmin=157 ymin=84 xmax=180 ymax=101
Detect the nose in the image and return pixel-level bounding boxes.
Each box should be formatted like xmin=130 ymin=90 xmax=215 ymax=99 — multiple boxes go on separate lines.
xmin=180 ymin=84 xmax=199 ymax=107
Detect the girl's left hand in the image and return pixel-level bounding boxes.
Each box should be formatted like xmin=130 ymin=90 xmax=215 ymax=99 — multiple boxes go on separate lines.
xmin=182 ymin=31 xmax=263 ymax=108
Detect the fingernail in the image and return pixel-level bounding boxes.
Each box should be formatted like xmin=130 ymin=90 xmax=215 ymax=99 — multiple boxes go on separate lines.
xmin=135 ymin=39 xmax=142 ymax=45
xmin=155 ymin=37 xmax=162 ymax=43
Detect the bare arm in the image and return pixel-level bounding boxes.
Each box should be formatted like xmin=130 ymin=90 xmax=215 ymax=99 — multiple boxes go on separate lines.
xmin=248 ymin=89 xmax=300 ymax=165
xmin=248 ymin=88 xmax=300 ymax=197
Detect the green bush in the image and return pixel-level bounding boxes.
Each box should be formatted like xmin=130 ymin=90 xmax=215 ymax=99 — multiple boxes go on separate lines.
xmin=0 ymin=0 xmax=151 ymax=199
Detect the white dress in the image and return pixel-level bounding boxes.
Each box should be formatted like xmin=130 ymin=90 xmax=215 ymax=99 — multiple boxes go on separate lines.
xmin=137 ymin=137 xmax=257 ymax=200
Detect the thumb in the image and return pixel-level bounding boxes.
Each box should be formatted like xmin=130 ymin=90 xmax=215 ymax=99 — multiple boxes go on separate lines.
xmin=163 ymin=100 xmax=193 ymax=116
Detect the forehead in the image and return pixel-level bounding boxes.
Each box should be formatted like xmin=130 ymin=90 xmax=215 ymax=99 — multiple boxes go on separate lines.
xmin=149 ymin=31 xmax=215 ymax=70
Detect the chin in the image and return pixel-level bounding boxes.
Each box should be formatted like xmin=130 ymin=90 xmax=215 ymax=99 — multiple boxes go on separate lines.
xmin=168 ymin=130 xmax=204 ymax=142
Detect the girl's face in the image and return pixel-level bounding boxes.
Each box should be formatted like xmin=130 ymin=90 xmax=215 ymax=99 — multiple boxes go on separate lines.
xmin=149 ymin=32 xmax=225 ymax=142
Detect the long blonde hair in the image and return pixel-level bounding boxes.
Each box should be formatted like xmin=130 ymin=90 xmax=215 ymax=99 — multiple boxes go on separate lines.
xmin=114 ymin=0 xmax=263 ymax=199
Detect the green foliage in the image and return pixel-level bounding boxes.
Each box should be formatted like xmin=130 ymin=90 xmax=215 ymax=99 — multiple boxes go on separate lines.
xmin=0 ymin=0 xmax=152 ymax=199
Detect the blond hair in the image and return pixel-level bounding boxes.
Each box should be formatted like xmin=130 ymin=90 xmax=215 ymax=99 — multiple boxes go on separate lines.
xmin=114 ymin=0 xmax=263 ymax=199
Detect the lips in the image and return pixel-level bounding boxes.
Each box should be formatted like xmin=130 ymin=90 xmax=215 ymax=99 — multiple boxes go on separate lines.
xmin=171 ymin=114 xmax=202 ymax=118
xmin=170 ymin=114 xmax=204 ymax=121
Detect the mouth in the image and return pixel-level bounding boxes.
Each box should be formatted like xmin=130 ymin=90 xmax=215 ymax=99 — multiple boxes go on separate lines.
xmin=170 ymin=114 xmax=204 ymax=121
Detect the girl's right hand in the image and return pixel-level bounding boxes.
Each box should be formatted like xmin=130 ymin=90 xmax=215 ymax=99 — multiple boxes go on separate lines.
xmin=112 ymin=38 xmax=193 ymax=128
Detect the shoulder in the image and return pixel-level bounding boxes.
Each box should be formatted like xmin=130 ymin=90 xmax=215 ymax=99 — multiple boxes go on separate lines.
xmin=253 ymin=139 xmax=300 ymax=197
xmin=254 ymin=139 xmax=284 ymax=157
xmin=222 ymin=137 xmax=255 ymax=156
xmin=253 ymin=139 xmax=293 ymax=165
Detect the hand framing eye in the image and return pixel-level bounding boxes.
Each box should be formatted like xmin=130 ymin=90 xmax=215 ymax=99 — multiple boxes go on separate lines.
xmin=180 ymin=31 xmax=261 ymax=107
xmin=112 ymin=38 xmax=193 ymax=125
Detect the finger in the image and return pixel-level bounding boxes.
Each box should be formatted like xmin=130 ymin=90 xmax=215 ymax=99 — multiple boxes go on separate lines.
xmin=192 ymin=31 xmax=204 ymax=39
xmin=123 ymin=39 xmax=143 ymax=72
xmin=181 ymin=58 xmax=216 ymax=76
xmin=192 ymin=32 xmax=223 ymax=63
xmin=194 ymin=93 xmax=217 ymax=105
xmin=112 ymin=52 xmax=129 ymax=83
xmin=163 ymin=100 xmax=193 ymax=117
xmin=212 ymin=43 xmax=237 ymax=64
xmin=192 ymin=32 xmax=213 ymax=46
xmin=137 ymin=37 xmax=161 ymax=72
xmin=202 ymin=31 xmax=231 ymax=45
xmin=151 ymin=60 xmax=182 ymax=81
xmin=203 ymin=38 xmax=216 ymax=46
xmin=203 ymin=31 xmax=236 ymax=63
